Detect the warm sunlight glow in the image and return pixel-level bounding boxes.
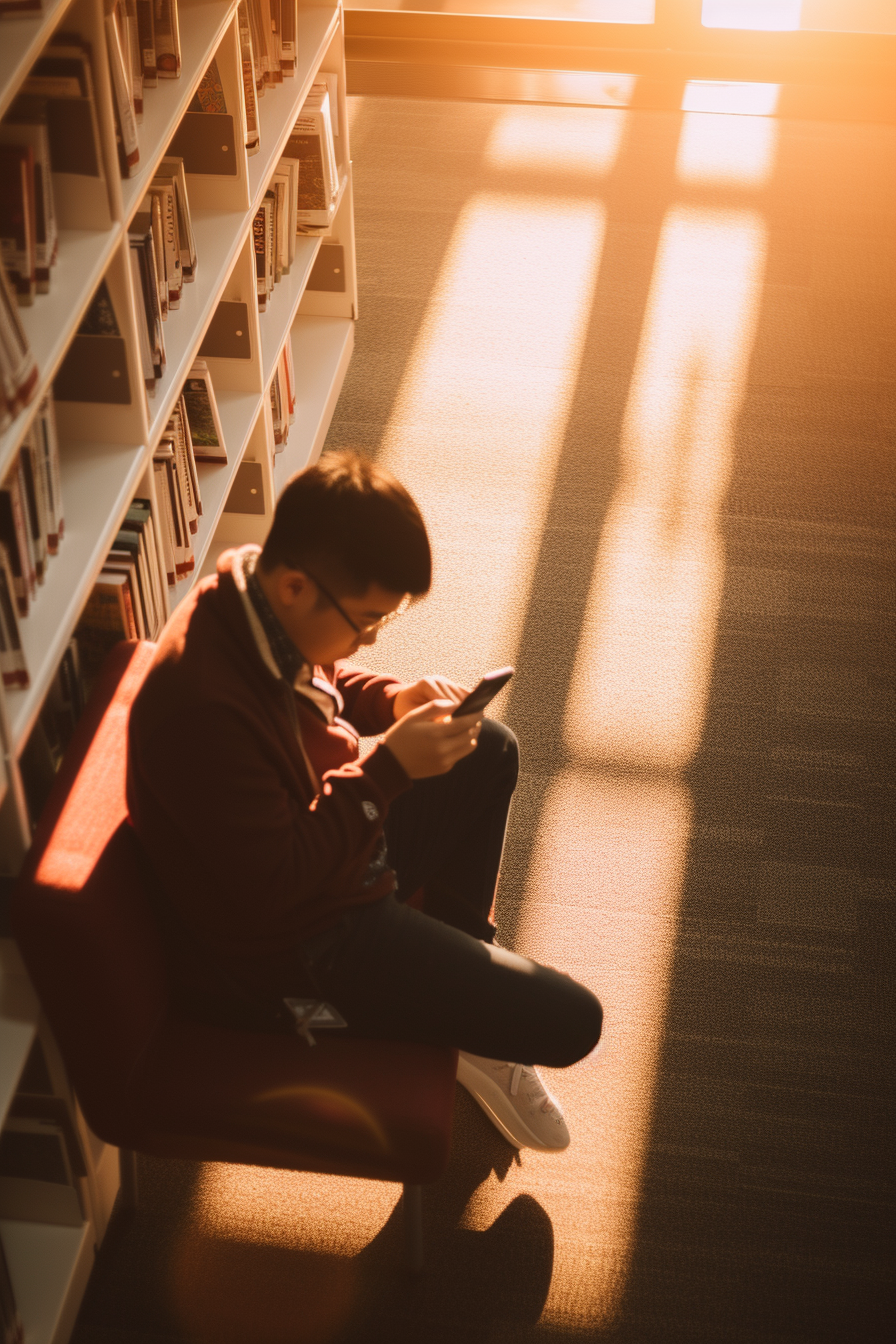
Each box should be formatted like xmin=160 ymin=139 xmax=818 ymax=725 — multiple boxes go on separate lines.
xmin=372 ymin=191 xmax=607 ymax=688
xmin=486 ymin=105 xmax=628 ymax=178
xmin=564 ymin=205 xmax=768 ymax=771
xmin=682 ymin=80 xmax=781 ymax=116
xmin=176 ymin=1167 xmax=397 ymax=1343
xmin=190 ymin=1164 xmax=398 ymax=1255
xmin=676 ymin=111 xmax=778 ymax=187
xmin=703 ymin=0 xmax=801 ymax=27
xmin=461 ymin=772 xmax=692 ymax=1330
xmin=703 ymin=0 xmax=896 ymax=30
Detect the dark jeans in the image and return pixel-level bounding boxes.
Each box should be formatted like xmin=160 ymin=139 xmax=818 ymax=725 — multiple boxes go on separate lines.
xmin=298 ymin=720 xmax=603 ymax=1068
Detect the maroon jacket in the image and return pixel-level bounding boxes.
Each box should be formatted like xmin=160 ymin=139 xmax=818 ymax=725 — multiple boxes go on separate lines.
xmin=126 ymin=549 xmax=412 ymax=1007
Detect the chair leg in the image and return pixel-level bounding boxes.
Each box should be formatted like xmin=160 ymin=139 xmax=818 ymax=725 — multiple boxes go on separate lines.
xmin=118 ymin=1148 xmax=139 ymax=1211
xmin=402 ymin=1183 xmax=424 ymax=1274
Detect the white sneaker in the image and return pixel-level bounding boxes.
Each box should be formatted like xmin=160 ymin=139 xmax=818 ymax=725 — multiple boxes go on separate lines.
xmin=456 ymin=1051 xmax=571 ymax=1151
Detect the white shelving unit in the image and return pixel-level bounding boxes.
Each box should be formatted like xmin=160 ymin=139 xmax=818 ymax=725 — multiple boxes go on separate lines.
xmin=0 ymin=2 xmax=356 ymax=1338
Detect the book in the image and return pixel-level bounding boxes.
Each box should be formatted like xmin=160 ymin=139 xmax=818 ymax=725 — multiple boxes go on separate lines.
xmin=155 ymin=156 xmax=196 ymax=280
xmin=35 ymin=395 xmax=64 ymax=552
xmin=253 ymin=200 xmax=269 ymax=310
xmin=0 ymin=143 xmax=37 ymax=304
xmin=148 ymin=190 xmax=168 ymax=319
xmin=237 ymin=2 xmax=259 ymax=156
xmin=0 ymin=466 xmax=34 ymax=616
xmin=104 ymin=0 xmax=140 ymax=175
xmin=148 ymin=181 xmax=182 ymax=308
xmin=19 ymin=434 xmax=47 ymax=584
xmin=120 ymin=498 xmax=164 ymax=636
xmin=181 ymin=360 xmax=226 ymax=463
xmin=153 ymin=445 xmax=191 ymax=577
xmin=0 ymin=542 xmax=28 ymax=689
xmin=128 ymin=204 xmax=165 ymax=383
xmin=153 ymin=0 xmax=181 ymax=79
xmin=0 ymin=103 xmax=58 ymax=294
xmin=152 ymin=459 xmax=176 ymax=584
xmin=136 ymin=0 xmax=157 ymax=88
xmin=123 ymin=0 xmax=144 ymax=118
xmin=280 ymin=0 xmax=297 ymax=76
xmin=286 ymin=85 xmax=339 ymax=229
xmin=189 ymin=57 xmax=226 ymax=114
xmin=0 ymin=237 xmax=37 ymax=426
xmin=74 ymin=569 xmax=138 ymax=681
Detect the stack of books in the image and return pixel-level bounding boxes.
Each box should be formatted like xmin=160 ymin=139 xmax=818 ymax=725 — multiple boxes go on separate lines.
xmin=255 ymin=77 xmax=341 ymax=311
xmin=0 ymin=266 xmax=37 ymax=431
xmin=128 ymin=156 xmax=197 ymax=392
xmin=73 ymin=495 xmax=164 ymax=685
xmin=0 ymin=394 xmax=65 ymax=690
xmin=105 ymin=0 xmax=183 ymax=178
xmin=153 ymin=363 xmax=226 ymax=586
xmin=239 ymin=0 xmax=300 ymax=156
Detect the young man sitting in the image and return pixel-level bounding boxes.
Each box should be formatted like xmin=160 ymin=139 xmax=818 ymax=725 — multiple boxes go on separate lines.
xmin=127 ymin=451 xmax=602 ymax=1151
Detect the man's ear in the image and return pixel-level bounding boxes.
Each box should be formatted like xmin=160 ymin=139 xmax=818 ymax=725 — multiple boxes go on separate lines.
xmin=278 ymin=567 xmax=311 ymax=608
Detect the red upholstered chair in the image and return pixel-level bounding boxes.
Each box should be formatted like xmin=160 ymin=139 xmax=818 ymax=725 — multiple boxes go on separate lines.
xmin=11 ymin=640 xmax=457 ymax=1270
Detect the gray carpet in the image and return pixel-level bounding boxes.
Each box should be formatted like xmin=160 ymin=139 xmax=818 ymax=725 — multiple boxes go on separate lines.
xmin=72 ymin=96 xmax=894 ymax=1343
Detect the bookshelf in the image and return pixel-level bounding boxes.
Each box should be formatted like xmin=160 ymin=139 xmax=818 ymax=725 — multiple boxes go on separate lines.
xmin=0 ymin=1 xmax=357 ymax=1339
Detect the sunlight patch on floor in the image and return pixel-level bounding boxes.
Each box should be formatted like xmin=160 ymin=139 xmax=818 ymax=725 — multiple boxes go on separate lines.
xmin=462 ymin=770 xmax=692 ymax=1329
xmin=189 ymin=1164 xmax=399 ymax=1255
xmin=677 ymin=111 xmax=778 ymax=186
xmin=371 ymin=190 xmax=607 ymax=688
xmin=564 ymin=204 xmax=769 ymax=771
xmin=485 ymin=104 xmax=628 ymax=177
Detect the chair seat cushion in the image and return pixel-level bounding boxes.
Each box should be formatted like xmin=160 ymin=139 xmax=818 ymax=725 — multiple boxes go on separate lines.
xmin=120 ymin=1020 xmax=458 ymax=1185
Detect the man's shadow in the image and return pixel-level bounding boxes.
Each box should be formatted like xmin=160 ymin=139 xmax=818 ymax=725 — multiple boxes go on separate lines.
xmin=339 ymin=1086 xmax=555 ymax=1343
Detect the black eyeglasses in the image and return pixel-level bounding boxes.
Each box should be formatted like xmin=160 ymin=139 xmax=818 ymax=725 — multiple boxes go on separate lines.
xmin=303 ymin=569 xmax=409 ymax=635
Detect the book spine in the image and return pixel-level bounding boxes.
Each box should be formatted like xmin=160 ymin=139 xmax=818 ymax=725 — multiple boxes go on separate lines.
xmin=105 ymin=5 xmax=140 ymax=173
xmin=136 ymin=0 xmax=157 ymax=87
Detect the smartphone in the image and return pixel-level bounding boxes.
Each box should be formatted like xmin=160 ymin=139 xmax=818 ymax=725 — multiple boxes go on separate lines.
xmin=450 ymin=667 xmax=514 ymax=718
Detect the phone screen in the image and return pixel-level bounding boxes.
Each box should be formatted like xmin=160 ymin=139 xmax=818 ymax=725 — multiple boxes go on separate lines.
xmin=450 ymin=667 xmax=514 ymax=718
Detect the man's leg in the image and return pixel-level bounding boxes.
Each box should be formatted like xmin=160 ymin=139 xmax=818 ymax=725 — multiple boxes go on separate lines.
xmin=306 ymin=892 xmax=602 ymax=1069
xmin=383 ymin=717 xmax=519 ymax=941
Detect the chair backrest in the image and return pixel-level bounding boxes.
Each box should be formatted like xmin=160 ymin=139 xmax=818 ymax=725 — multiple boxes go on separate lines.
xmin=11 ymin=640 xmax=168 ymax=1139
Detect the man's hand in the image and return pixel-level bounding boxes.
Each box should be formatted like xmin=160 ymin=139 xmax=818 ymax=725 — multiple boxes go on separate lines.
xmin=392 ymin=676 xmax=470 ymax=721
xmin=383 ymin=700 xmax=481 ymax=779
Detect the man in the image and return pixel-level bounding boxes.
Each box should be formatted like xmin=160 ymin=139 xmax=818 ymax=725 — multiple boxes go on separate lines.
xmin=127 ymin=451 xmax=602 ymax=1151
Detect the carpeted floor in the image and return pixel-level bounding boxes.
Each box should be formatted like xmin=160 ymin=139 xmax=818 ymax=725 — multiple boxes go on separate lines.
xmin=72 ymin=96 xmax=894 ymax=1343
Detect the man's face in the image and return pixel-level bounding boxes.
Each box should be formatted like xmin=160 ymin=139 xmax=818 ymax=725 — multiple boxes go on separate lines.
xmin=272 ymin=569 xmax=408 ymax=665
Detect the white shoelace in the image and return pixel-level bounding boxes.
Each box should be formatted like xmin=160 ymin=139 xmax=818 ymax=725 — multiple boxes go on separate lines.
xmin=503 ymin=1062 xmax=555 ymax=1114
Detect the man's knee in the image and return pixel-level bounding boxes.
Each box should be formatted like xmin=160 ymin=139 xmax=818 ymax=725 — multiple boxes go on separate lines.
xmin=477 ymin=718 xmax=520 ymax=785
xmin=539 ymin=969 xmax=603 ymax=1068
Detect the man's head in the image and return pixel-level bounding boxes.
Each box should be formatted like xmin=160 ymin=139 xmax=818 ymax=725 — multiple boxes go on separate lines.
xmin=256 ymin=450 xmax=431 ymax=665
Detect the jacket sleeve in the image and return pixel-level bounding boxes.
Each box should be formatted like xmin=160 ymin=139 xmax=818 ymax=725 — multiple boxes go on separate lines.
xmin=127 ymin=696 xmax=411 ymax=947
xmin=331 ymin=662 xmax=403 ymax=736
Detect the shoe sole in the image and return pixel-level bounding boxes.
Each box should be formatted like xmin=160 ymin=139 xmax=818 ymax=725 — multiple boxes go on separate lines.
xmin=456 ymin=1057 xmax=570 ymax=1152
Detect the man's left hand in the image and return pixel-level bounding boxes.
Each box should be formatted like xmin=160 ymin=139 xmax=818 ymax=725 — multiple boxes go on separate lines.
xmin=393 ymin=676 xmax=470 ymax=721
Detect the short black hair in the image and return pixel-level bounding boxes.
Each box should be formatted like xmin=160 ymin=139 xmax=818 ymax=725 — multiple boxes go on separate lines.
xmin=259 ymin=449 xmax=431 ymax=597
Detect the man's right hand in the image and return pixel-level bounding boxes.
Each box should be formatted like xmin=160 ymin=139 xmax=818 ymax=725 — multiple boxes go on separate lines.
xmin=383 ymin=700 xmax=481 ymax=779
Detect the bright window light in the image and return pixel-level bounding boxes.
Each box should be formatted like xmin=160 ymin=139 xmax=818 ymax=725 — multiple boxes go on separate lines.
xmin=704 ymin=0 xmax=896 ymax=30
xmin=683 ymin=80 xmax=781 ymax=115
xmin=703 ymin=0 xmax=802 ymax=27
xmin=486 ymin=104 xmax=628 ymax=177
xmin=676 ymin=110 xmax=778 ymax=186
